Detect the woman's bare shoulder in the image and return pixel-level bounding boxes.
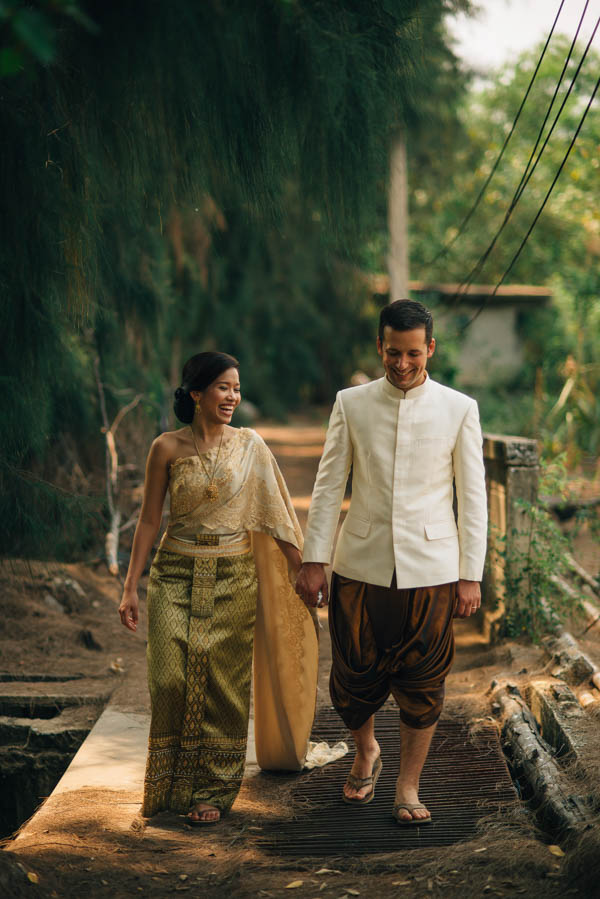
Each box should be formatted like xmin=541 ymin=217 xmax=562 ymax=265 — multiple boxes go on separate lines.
xmin=150 ymin=428 xmax=192 ymax=464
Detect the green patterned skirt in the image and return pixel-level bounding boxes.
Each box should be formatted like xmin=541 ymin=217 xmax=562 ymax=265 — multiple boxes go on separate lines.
xmin=142 ymin=538 xmax=258 ymax=817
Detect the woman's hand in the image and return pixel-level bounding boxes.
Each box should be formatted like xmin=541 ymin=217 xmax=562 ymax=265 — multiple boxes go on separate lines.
xmin=119 ymin=588 xmax=139 ymax=632
xmin=274 ymin=539 xmax=302 ymax=573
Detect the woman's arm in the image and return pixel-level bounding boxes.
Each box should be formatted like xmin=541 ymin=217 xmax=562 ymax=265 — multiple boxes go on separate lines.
xmin=273 ymin=538 xmax=302 ymax=578
xmin=118 ymin=437 xmax=171 ymax=632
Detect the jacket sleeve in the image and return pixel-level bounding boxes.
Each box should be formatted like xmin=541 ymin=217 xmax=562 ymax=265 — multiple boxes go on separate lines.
xmin=453 ymin=399 xmax=488 ymax=581
xmin=302 ymin=392 xmax=353 ymax=565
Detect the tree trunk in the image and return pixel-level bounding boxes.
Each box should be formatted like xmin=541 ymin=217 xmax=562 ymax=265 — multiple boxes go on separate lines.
xmin=387 ymin=131 xmax=409 ymax=301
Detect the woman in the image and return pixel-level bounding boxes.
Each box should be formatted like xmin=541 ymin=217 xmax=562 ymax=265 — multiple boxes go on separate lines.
xmin=119 ymin=352 xmax=318 ymax=825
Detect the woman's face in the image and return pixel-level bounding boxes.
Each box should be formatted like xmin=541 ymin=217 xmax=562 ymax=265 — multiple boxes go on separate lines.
xmin=193 ymin=367 xmax=241 ymax=425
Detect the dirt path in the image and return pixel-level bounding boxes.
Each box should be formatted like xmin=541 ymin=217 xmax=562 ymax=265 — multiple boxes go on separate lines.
xmin=2 ymin=423 xmax=599 ymax=897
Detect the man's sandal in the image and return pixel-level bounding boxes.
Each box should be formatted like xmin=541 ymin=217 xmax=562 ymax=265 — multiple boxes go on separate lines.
xmin=342 ymin=756 xmax=383 ymax=805
xmin=392 ymin=802 xmax=432 ymax=826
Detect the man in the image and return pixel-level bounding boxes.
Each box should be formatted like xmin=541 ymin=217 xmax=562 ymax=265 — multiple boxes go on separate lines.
xmin=295 ymin=299 xmax=487 ymax=825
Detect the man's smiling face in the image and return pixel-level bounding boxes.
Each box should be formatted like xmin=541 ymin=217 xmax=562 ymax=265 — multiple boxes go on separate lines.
xmin=377 ymin=325 xmax=435 ymax=391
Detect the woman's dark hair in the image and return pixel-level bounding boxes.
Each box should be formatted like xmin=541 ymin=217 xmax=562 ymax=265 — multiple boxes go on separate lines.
xmin=173 ymin=352 xmax=240 ymax=423
xmin=378 ymin=299 xmax=433 ymax=344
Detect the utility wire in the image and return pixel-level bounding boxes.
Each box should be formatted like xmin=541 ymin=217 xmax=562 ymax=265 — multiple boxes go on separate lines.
xmin=507 ymin=2 xmax=595 ymax=216
xmin=426 ymin=0 xmax=567 ymax=268
xmin=461 ymin=71 xmax=600 ymax=331
xmin=512 ymin=0 xmax=590 ymax=204
xmin=449 ymin=11 xmax=599 ymax=308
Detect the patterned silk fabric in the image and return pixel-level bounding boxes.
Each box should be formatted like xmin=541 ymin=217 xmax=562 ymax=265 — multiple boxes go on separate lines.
xmin=141 ymin=427 xmax=319 ymax=817
xmin=166 ymin=427 xmax=301 ymax=545
xmin=143 ymin=544 xmax=257 ymax=816
xmin=329 ymin=574 xmax=457 ymax=731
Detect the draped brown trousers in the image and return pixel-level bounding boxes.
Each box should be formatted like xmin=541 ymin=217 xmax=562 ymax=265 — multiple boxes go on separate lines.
xmin=329 ymin=573 xmax=458 ymax=731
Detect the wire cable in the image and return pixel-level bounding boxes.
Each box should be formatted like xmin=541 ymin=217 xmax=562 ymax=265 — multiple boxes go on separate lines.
xmin=511 ymin=0 xmax=590 ymax=205
xmin=426 ymin=0 xmax=567 ymax=267
xmin=460 ymin=71 xmax=600 ymax=331
xmin=449 ymin=11 xmax=599 ymax=309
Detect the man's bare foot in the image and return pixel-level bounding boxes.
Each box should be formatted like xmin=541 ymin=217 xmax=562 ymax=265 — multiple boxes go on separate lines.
xmin=393 ymin=778 xmax=430 ymax=822
xmin=187 ymin=802 xmax=220 ymax=825
xmin=343 ymin=743 xmax=381 ymax=801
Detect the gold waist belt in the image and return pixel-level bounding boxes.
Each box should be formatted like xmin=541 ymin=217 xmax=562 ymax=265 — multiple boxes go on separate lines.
xmin=161 ymin=531 xmax=251 ymax=559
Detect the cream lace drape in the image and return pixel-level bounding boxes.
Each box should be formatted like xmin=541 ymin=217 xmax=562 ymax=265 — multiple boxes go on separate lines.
xmin=164 ymin=427 xmax=319 ymax=770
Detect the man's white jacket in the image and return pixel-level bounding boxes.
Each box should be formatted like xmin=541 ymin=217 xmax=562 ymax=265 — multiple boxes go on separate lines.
xmin=302 ymin=374 xmax=488 ymax=589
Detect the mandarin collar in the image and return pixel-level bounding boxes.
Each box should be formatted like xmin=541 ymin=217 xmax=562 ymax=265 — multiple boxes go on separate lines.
xmin=380 ymin=371 xmax=430 ymax=401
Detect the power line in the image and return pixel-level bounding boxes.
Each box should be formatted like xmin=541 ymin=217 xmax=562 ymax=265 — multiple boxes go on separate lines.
xmin=509 ymin=3 xmax=596 ymax=215
xmin=461 ymin=71 xmax=600 ymax=331
xmin=511 ymin=0 xmax=590 ymax=204
xmin=449 ymin=10 xmax=599 ymax=309
xmin=426 ymin=0 xmax=567 ymax=268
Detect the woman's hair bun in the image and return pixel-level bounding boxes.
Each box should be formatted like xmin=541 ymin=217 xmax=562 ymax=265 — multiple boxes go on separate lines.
xmin=173 ymin=386 xmax=195 ymax=424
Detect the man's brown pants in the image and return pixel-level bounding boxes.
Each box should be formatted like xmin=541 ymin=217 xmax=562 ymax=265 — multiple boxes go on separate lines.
xmin=329 ymin=572 xmax=458 ymax=731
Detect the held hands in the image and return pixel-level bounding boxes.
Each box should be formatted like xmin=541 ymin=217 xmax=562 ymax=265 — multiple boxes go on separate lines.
xmin=454 ymin=579 xmax=481 ymax=619
xmin=295 ymin=562 xmax=328 ymax=608
xmin=119 ymin=588 xmax=139 ymax=632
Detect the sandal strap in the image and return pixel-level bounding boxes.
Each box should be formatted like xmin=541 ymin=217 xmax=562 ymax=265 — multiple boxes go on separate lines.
xmin=346 ymin=772 xmax=374 ymax=789
xmin=393 ymin=803 xmax=428 ymax=812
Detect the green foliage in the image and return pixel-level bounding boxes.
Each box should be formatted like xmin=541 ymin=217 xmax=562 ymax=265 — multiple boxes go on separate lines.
xmin=1 ymin=0 xmax=467 ymax=558
xmin=501 ymin=455 xmax=584 ymax=642
xmin=405 ymin=38 xmax=600 ymax=462
xmin=0 ymin=1 xmax=96 ymax=75
xmin=410 ymin=37 xmax=600 ymax=286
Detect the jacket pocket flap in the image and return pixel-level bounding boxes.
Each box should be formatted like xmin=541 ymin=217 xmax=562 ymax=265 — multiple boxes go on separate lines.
xmin=344 ymin=514 xmax=371 ymax=537
xmin=425 ymin=519 xmax=458 ymax=540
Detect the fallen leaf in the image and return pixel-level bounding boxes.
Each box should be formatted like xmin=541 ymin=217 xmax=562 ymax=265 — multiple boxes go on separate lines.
xmin=27 ymin=872 xmax=39 ymax=884
xmin=179 ymin=874 xmax=189 ymax=881
xmin=474 ymin=847 xmax=488 ymax=853
xmin=347 ymin=891 xmax=360 ymax=896
xmin=315 ymin=869 xmax=341 ymax=875
xmin=392 ymin=881 xmax=411 ymax=887
xmin=286 ymin=882 xmax=304 ymax=889
xmin=548 ymin=845 xmax=565 ymax=858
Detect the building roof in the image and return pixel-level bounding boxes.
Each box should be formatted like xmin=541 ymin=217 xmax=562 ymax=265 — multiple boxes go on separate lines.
xmin=368 ymin=274 xmax=552 ymax=305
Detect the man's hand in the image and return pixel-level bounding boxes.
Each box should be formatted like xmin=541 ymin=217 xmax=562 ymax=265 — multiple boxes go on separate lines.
xmin=454 ymin=579 xmax=481 ymax=618
xmin=295 ymin=562 xmax=328 ymax=608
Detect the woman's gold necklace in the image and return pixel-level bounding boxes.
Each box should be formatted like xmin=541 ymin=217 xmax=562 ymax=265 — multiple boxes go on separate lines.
xmin=190 ymin=427 xmax=224 ymax=503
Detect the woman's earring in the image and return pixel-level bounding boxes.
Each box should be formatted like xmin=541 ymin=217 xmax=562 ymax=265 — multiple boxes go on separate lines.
xmin=195 ymin=401 xmax=201 ymax=415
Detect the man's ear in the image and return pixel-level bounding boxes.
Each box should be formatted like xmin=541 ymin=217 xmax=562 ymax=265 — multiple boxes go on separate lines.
xmin=377 ymin=336 xmax=383 ymax=357
xmin=427 ymin=337 xmax=436 ymax=359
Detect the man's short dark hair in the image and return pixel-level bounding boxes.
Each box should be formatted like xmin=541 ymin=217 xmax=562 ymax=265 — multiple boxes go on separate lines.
xmin=378 ymin=299 xmax=433 ymax=344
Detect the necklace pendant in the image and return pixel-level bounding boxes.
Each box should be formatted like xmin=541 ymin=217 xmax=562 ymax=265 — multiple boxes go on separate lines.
xmin=205 ymin=484 xmax=219 ymax=503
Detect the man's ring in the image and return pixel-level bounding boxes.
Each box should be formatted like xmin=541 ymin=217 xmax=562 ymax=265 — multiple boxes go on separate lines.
xmin=317 ymin=590 xmax=324 ymax=607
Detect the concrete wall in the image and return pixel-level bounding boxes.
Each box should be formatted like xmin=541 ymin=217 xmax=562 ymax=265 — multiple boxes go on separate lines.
xmin=481 ymin=432 xmax=540 ymax=641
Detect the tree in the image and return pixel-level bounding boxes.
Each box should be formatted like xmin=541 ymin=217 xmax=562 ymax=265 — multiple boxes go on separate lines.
xmin=0 ymin=0 xmax=469 ymax=557
xmin=406 ymin=37 xmax=600 ymax=462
